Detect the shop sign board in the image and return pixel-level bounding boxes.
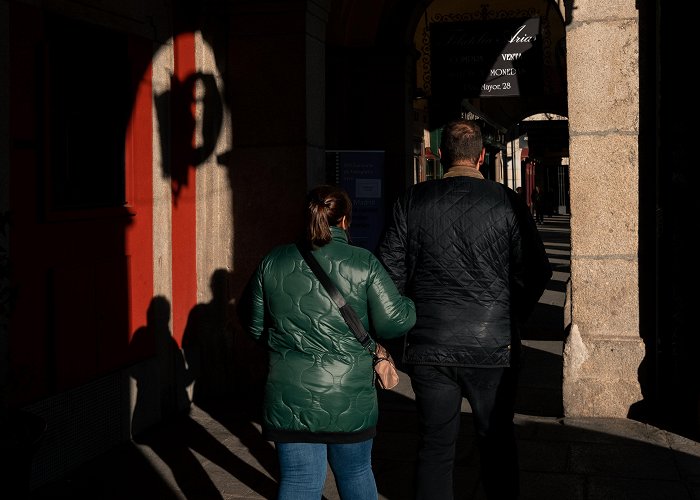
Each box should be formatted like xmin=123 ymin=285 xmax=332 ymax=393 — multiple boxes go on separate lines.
xmin=431 ymin=17 xmax=543 ymax=98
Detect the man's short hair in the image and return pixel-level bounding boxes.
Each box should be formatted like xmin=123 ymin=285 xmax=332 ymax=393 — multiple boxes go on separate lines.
xmin=439 ymin=119 xmax=483 ymax=167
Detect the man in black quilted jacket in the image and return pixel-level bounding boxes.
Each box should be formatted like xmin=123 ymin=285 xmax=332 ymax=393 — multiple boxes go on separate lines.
xmin=378 ymin=119 xmax=552 ymax=500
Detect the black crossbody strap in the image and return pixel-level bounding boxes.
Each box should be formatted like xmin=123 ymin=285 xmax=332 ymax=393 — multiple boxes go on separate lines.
xmin=296 ymin=243 xmax=373 ymax=351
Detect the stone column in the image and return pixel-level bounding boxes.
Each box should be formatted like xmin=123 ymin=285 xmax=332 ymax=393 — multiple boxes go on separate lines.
xmin=562 ymin=1 xmax=645 ymax=417
xmin=226 ymin=0 xmax=331 ymax=397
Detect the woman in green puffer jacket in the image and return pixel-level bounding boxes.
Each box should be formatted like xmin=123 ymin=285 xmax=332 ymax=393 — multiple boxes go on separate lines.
xmin=241 ymin=184 xmax=416 ymax=500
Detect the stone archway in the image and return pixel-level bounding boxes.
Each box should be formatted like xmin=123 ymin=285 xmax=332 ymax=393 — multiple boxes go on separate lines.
xmin=326 ymin=0 xmax=650 ymax=425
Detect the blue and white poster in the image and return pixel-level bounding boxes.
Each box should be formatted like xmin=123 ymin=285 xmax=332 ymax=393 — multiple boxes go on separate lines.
xmin=326 ymin=150 xmax=385 ymax=253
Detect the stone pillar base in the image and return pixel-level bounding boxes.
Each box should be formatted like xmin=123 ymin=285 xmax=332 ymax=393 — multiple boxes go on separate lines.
xmin=563 ymin=325 xmax=645 ymax=417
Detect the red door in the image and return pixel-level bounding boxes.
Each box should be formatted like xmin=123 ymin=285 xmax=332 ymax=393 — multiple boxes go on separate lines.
xmin=8 ymin=5 xmax=153 ymax=405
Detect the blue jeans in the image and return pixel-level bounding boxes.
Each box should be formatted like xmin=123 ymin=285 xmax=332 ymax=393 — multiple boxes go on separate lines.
xmin=409 ymin=364 xmax=520 ymax=500
xmin=276 ymin=439 xmax=378 ymax=500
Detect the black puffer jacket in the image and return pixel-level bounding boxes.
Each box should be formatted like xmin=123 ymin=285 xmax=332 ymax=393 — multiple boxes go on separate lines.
xmin=378 ymin=174 xmax=551 ymax=367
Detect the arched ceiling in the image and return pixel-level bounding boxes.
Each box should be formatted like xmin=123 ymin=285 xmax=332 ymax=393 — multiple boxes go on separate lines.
xmin=415 ymin=0 xmax=567 ymax=131
xmin=328 ymin=0 xmax=568 ymax=132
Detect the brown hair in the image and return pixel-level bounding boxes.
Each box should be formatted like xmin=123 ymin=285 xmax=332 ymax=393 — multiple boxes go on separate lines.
xmin=305 ymin=185 xmax=352 ymax=248
xmin=439 ymin=119 xmax=483 ymax=167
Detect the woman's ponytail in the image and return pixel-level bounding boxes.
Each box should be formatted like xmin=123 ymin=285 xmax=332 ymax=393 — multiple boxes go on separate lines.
xmin=305 ymin=185 xmax=352 ymax=248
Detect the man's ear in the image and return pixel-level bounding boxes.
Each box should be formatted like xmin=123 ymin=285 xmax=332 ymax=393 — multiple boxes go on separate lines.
xmin=478 ymin=148 xmax=486 ymax=165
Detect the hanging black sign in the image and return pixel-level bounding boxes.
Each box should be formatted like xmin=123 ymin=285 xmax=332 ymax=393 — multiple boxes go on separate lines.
xmin=430 ymin=17 xmax=543 ymax=98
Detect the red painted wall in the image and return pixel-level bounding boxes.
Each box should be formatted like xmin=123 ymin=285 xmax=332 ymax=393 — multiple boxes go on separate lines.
xmin=126 ymin=40 xmax=155 ymax=348
xmin=8 ymin=4 xmax=155 ymax=405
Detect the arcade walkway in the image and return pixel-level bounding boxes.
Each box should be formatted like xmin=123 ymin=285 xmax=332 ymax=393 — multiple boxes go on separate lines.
xmin=31 ymin=214 xmax=700 ymax=500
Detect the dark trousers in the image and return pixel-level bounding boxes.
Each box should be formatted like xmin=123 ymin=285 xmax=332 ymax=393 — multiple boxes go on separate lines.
xmin=409 ymin=364 xmax=520 ymax=500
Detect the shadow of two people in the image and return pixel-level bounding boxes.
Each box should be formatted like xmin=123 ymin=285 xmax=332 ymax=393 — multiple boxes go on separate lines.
xmin=128 ymin=269 xmax=276 ymax=498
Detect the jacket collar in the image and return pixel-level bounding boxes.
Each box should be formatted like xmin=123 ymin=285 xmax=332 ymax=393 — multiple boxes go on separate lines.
xmin=443 ymin=166 xmax=484 ymax=180
xmin=330 ymin=225 xmax=349 ymax=243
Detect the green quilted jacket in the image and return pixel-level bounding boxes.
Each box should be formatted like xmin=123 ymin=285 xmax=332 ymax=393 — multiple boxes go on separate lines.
xmin=243 ymin=227 xmax=416 ymax=443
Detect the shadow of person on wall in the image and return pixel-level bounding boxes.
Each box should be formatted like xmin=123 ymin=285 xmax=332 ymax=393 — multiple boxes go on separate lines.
xmin=185 ymin=269 xmax=278 ymax=479
xmin=129 ymin=296 xmax=191 ymax=435
xmin=182 ymin=269 xmax=236 ymax=409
